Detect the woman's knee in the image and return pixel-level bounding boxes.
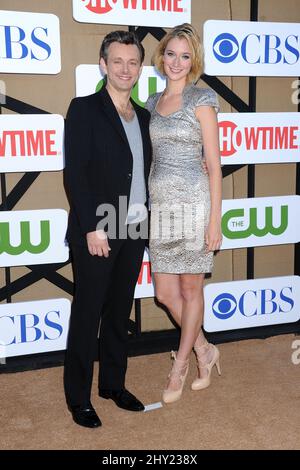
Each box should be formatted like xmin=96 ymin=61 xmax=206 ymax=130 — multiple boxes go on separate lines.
xmin=156 ymin=289 xmax=170 ymax=306
xmin=180 ymin=283 xmax=203 ymax=303
xmin=156 ymin=289 xmax=179 ymax=309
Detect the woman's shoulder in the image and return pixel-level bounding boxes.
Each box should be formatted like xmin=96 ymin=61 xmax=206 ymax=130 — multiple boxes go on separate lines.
xmin=185 ymin=85 xmax=219 ymax=113
xmin=145 ymin=92 xmax=161 ymax=113
xmin=186 ymin=84 xmax=217 ymax=101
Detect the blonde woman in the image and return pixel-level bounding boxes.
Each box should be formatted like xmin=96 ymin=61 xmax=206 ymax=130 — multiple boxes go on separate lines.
xmin=146 ymin=24 xmax=222 ymax=403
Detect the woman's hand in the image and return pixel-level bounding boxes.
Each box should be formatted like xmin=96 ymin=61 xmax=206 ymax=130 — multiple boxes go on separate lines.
xmin=205 ymin=220 xmax=222 ymax=252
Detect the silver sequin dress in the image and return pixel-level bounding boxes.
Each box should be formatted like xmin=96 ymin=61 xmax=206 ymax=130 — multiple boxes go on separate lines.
xmin=146 ymin=84 xmax=219 ymax=274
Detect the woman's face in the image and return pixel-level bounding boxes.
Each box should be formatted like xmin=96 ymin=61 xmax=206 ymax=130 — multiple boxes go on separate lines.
xmin=163 ymin=37 xmax=192 ymax=83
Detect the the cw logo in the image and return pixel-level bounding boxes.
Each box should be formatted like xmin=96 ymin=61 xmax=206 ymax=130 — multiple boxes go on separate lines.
xmin=95 ymin=77 xmax=159 ymax=107
xmin=222 ymin=206 xmax=288 ymax=239
xmin=0 ymin=221 xmax=50 ymax=255
xmin=82 ymin=0 xmax=117 ymax=14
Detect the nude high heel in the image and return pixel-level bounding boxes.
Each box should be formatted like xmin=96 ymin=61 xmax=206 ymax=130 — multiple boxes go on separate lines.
xmin=162 ymin=351 xmax=189 ymax=404
xmin=191 ymin=343 xmax=221 ymax=391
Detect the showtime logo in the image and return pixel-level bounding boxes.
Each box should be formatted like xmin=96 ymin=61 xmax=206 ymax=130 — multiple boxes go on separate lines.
xmin=84 ymin=0 xmax=116 ymax=14
xmin=218 ymin=113 xmax=300 ymax=165
xmin=0 ymin=114 xmax=64 ymax=173
xmin=73 ymin=0 xmax=190 ymax=27
xmin=82 ymin=0 xmax=183 ymax=13
xmin=220 ymin=122 xmax=298 ymax=157
xmin=1 ymin=130 xmax=57 ymax=156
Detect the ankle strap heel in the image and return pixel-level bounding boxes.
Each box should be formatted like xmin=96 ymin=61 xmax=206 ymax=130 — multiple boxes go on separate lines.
xmin=191 ymin=344 xmax=221 ymax=391
xmin=162 ymin=351 xmax=189 ymax=404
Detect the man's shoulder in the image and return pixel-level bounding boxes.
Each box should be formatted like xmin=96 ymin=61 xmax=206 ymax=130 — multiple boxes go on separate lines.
xmin=66 ymin=92 xmax=101 ymax=118
xmin=70 ymin=91 xmax=99 ymax=106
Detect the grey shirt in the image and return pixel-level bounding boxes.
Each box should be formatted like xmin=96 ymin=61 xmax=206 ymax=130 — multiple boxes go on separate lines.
xmin=120 ymin=113 xmax=147 ymax=224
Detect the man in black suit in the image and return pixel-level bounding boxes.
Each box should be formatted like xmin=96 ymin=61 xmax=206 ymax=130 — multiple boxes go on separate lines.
xmin=64 ymin=31 xmax=151 ymax=428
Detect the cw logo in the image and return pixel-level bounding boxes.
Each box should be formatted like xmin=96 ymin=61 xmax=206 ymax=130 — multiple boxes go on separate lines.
xmin=82 ymin=0 xmax=117 ymax=14
xmin=222 ymin=205 xmax=288 ymax=239
xmin=96 ymin=76 xmax=160 ymax=107
xmin=0 ymin=221 xmax=50 ymax=255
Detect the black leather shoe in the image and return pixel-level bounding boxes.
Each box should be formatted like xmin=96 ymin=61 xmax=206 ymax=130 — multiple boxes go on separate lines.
xmin=69 ymin=402 xmax=102 ymax=428
xmin=99 ymin=388 xmax=145 ymax=412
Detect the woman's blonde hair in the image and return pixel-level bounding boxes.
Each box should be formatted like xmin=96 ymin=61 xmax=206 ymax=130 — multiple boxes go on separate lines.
xmin=152 ymin=23 xmax=203 ymax=84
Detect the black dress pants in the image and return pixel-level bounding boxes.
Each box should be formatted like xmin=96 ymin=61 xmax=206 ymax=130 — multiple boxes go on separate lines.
xmin=64 ymin=233 xmax=145 ymax=407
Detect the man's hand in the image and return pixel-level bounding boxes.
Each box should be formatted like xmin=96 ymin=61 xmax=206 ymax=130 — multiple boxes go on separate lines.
xmin=86 ymin=230 xmax=111 ymax=257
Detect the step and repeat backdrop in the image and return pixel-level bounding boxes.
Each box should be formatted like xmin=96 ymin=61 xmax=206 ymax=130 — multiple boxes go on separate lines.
xmin=0 ymin=0 xmax=300 ymax=361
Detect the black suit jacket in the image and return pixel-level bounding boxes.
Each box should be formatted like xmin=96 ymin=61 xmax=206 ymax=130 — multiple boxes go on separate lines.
xmin=64 ymin=86 xmax=152 ymax=245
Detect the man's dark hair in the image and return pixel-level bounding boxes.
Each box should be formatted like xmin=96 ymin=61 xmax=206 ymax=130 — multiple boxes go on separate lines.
xmin=100 ymin=30 xmax=145 ymax=64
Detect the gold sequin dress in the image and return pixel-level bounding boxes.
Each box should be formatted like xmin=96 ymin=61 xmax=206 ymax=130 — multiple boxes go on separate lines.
xmin=146 ymin=84 xmax=219 ymax=274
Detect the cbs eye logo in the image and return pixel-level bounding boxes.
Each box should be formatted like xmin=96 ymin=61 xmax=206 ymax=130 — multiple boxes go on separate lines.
xmin=212 ymin=293 xmax=237 ymax=319
xmin=213 ymin=33 xmax=239 ymax=63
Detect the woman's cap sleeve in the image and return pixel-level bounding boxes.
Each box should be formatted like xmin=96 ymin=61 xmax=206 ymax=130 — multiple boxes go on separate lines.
xmin=196 ymin=88 xmax=220 ymax=113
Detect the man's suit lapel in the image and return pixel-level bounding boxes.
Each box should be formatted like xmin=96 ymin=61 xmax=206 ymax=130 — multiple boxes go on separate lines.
xmin=97 ymin=86 xmax=150 ymax=177
xmin=97 ymin=86 xmax=130 ymax=147
xmin=131 ymin=99 xmax=151 ymax=175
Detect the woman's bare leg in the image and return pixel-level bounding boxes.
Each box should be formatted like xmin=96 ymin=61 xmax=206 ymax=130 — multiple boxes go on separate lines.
xmin=154 ymin=273 xmax=207 ymax=349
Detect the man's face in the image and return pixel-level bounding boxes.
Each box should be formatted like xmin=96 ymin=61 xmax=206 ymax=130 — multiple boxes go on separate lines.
xmin=100 ymin=42 xmax=143 ymax=93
